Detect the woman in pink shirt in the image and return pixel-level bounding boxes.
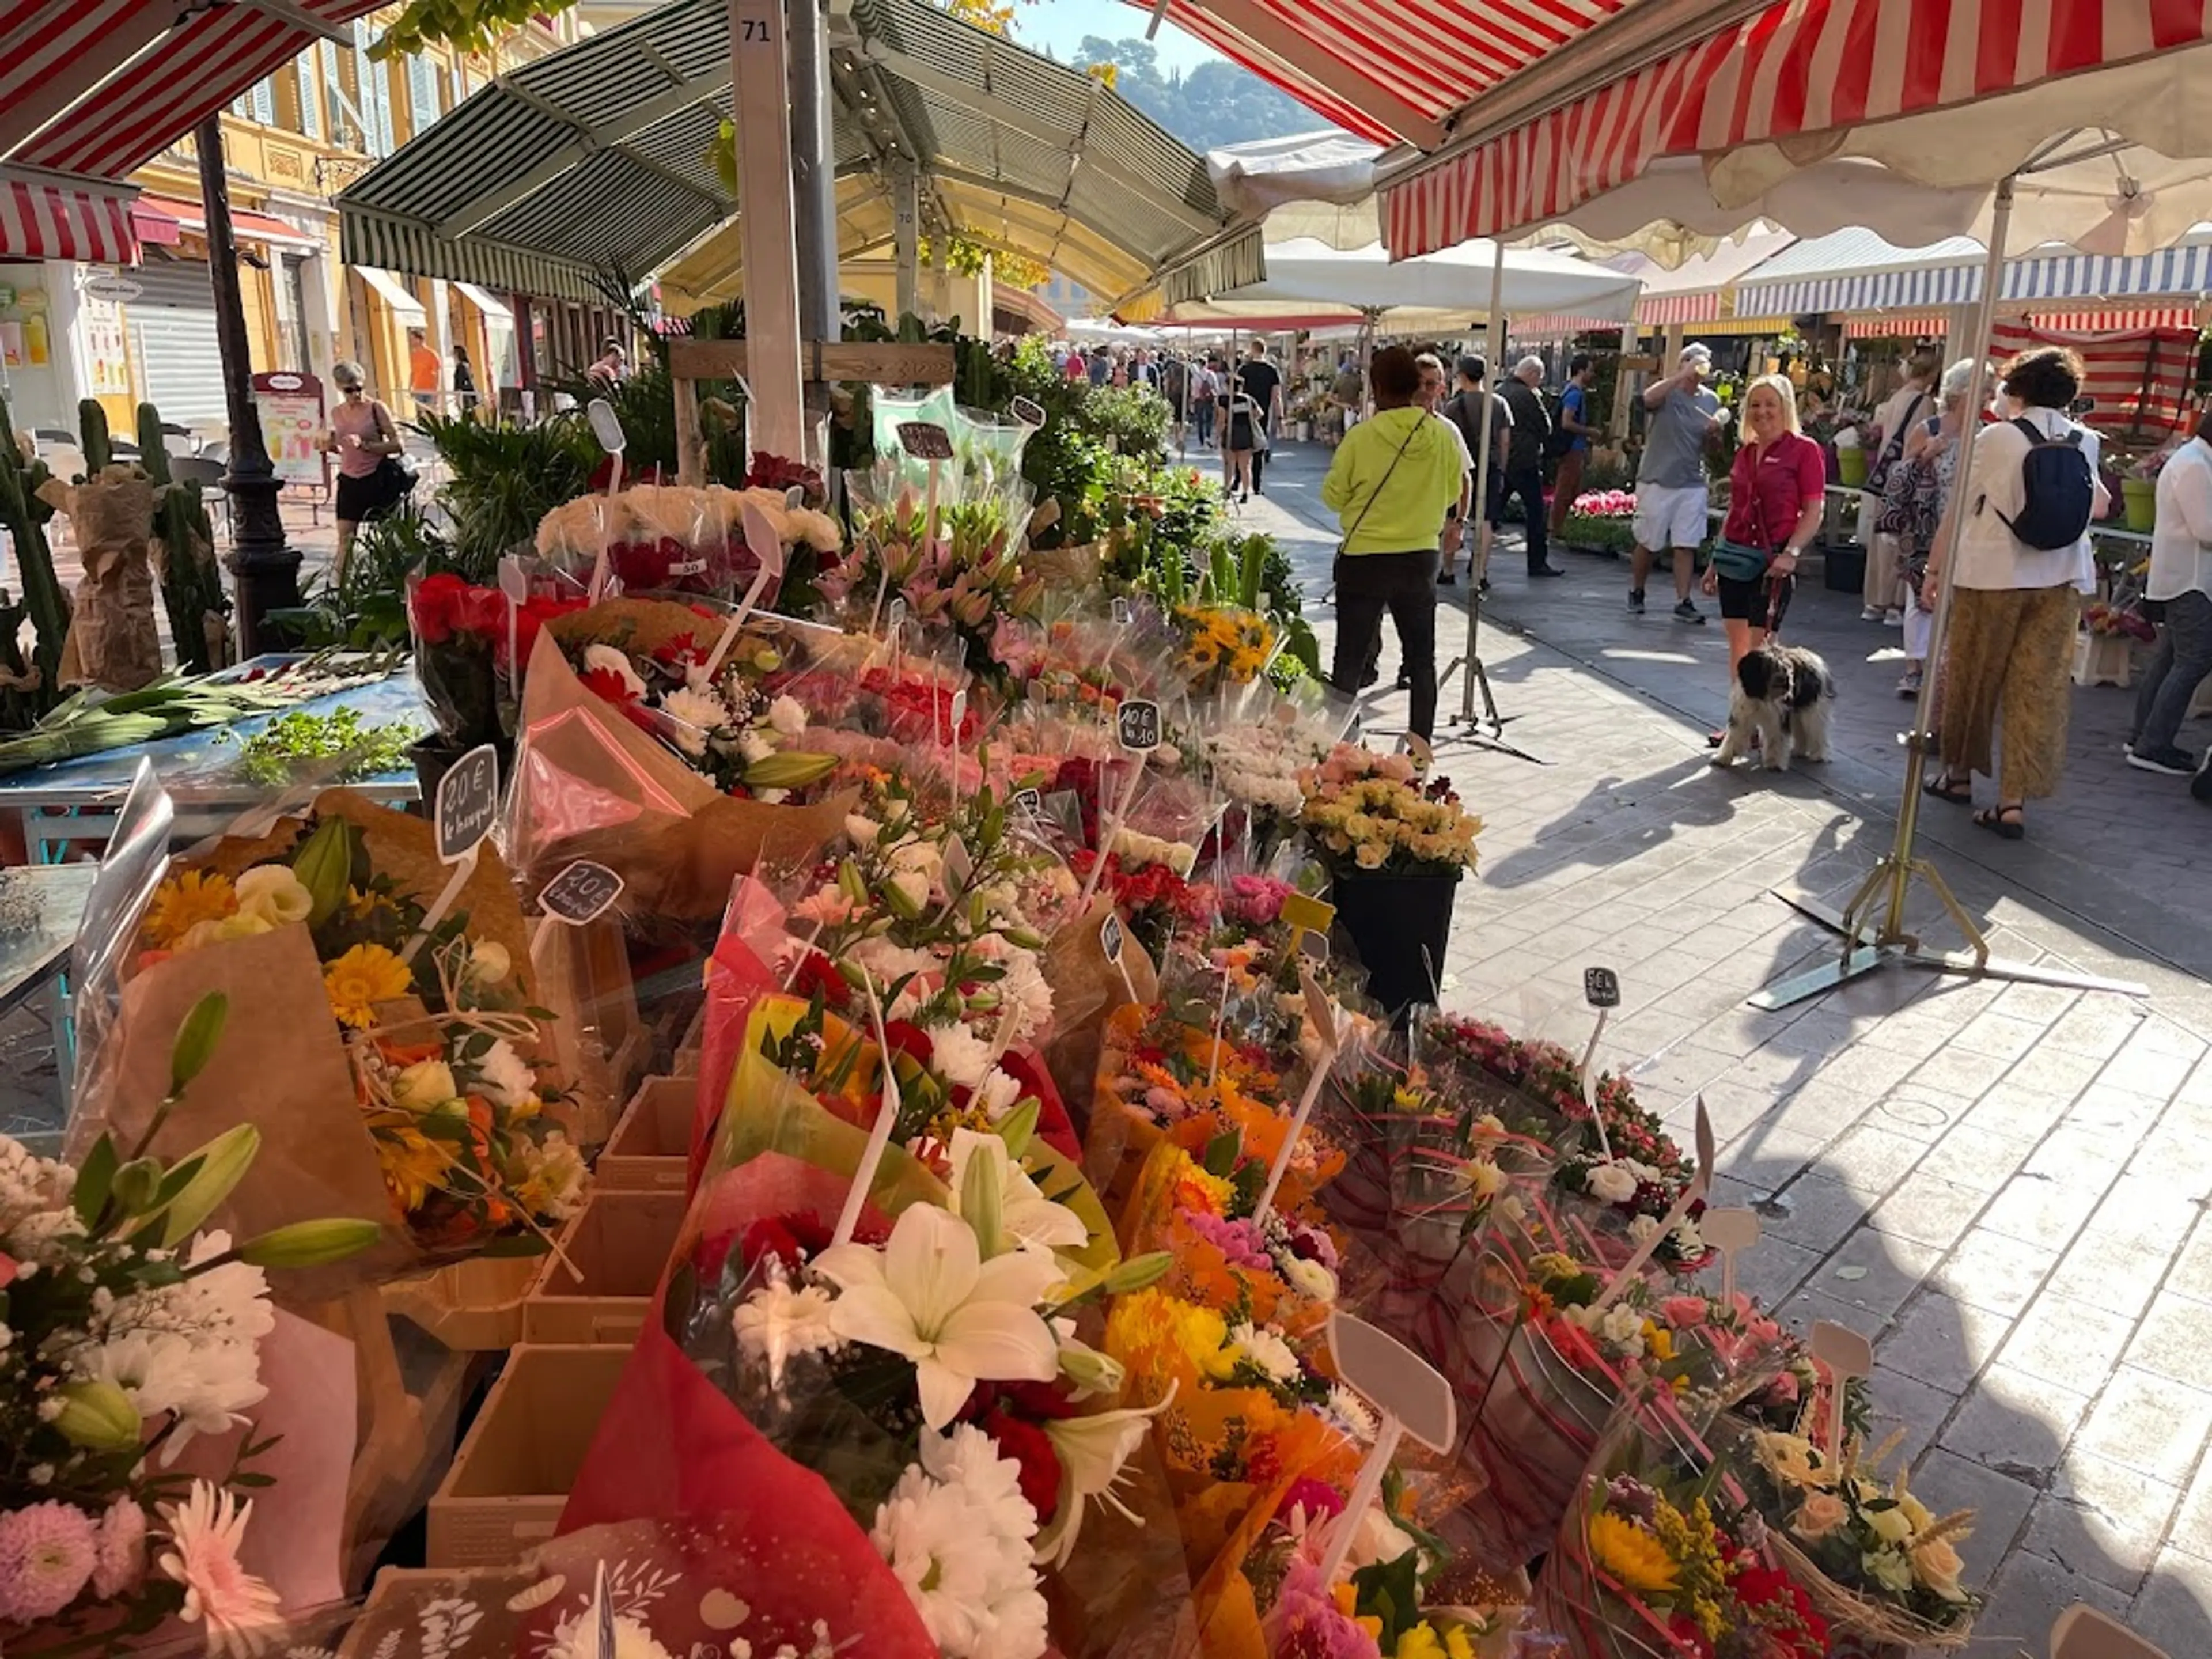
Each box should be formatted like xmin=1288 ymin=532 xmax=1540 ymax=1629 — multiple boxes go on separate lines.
xmin=1702 ymin=373 xmax=1828 ymax=745
xmin=324 ymin=360 xmax=408 ymax=575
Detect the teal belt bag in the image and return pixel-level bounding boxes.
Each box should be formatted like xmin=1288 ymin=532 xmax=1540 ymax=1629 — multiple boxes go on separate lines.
xmin=1710 ymin=538 xmax=1774 ymax=582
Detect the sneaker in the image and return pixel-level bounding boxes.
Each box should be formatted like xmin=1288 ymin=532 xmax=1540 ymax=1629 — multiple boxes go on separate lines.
xmin=2127 ymin=745 xmax=2199 ymax=777
xmin=1897 ymin=670 xmax=1923 ymax=698
xmin=1478 ymin=577 xmax=1491 ymax=594
xmin=1529 ymin=566 xmax=1566 ymax=579
xmin=1861 ymin=606 xmax=1885 ymax=622
xmin=1883 ymin=608 xmax=1905 ymax=626
xmin=1627 ymin=589 xmax=1646 ymax=615
xmin=1438 ymin=570 xmax=1458 ymax=587
xmin=1673 ymin=600 xmax=1705 ymax=626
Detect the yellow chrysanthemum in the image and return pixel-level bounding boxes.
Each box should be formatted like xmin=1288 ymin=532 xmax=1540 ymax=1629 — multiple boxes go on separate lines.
xmin=1443 ymin=1629 xmax=1475 ymax=1659
xmin=143 ymin=870 xmax=237 ymax=949
xmin=1104 ymin=1288 xmax=1233 ymax=1381
xmin=324 ymin=943 xmax=414 ymax=1028
xmin=1395 ymin=1625 xmax=1446 ymax=1659
xmin=1588 ymin=1511 xmax=1680 ymax=1594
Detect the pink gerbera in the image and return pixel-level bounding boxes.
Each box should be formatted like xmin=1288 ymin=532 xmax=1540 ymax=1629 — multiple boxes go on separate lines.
xmin=157 ymin=1483 xmax=281 ymax=1656
xmin=0 ymin=1500 xmax=99 ymax=1621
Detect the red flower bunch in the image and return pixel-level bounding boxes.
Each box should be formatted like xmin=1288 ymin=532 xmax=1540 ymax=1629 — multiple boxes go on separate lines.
xmin=1725 ymin=1546 xmax=1828 ymax=1658
xmin=608 ymin=532 xmax=740 ymax=597
xmin=1070 ymin=850 xmax=1218 ymax=951
xmin=959 ymin=1380 xmax=1079 ymax=1524
xmin=747 ymin=451 xmax=827 ymax=506
xmin=858 ymin=668 xmax=978 ymax=747
xmin=410 ymin=573 xmax=507 ymax=646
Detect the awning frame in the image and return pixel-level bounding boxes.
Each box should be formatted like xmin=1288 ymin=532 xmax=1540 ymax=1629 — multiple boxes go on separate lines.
xmin=355 ymin=264 xmax=427 ymax=325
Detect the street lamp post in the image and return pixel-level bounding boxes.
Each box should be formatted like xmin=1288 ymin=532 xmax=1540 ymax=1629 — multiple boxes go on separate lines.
xmin=195 ymin=112 xmax=301 ymax=656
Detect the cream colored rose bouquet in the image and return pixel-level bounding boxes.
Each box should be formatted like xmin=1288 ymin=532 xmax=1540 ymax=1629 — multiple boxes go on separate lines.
xmin=1298 ymin=744 xmax=1480 ymax=877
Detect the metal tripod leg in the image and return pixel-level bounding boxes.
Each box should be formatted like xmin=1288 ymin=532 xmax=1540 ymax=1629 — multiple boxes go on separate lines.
xmin=1435 ymin=568 xmax=1546 ymax=764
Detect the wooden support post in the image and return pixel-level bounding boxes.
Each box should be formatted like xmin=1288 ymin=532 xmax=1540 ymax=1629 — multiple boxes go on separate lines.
xmin=893 ymin=160 xmax=921 ymax=325
xmin=729 ymin=0 xmax=805 ymax=459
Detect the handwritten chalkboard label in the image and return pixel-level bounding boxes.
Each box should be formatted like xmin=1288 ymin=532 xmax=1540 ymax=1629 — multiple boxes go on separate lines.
xmin=435 ymin=745 xmax=500 ymax=865
xmin=1116 ymin=699 xmax=1162 ymax=753
xmin=539 ymin=861 xmax=624 ymax=926
xmin=897 ymin=421 xmax=955 ymax=461
xmin=1584 ymin=966 xmax=1622 ymax=1009
xmin=1099 ymin=912 xmax=1124 ymax=963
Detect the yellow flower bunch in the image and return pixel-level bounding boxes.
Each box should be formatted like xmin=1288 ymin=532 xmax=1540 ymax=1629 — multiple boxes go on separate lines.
xmin=1651 ymin=1495 xmax=1730 ymax=1641
xmin=1103 ymin=1287 xmax=1236 ymax=1389
xmin=1176 ymin=605 xmax=1276 ymax=686
xmin=324 ymin=942 xmax=415 ymax=1028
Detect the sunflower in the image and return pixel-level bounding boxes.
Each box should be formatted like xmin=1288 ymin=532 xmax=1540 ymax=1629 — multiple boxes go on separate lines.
xmin=1588 ymin=1510 xmax=1680 ymax=1594
xmin=324 ymin=943 xmax=415 ymax=1028
xmin=376 ymin=1122 xmax=452 ymax=1213
xmin=143 ymin=870 xmax=237 ymax=949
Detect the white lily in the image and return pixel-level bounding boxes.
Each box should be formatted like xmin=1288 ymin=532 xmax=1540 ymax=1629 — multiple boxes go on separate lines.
xmin=1035 ymin=1382 xmax=1177 ymax=1567
xmin=816 ymin=1203 xmax=1063 ymax=1429
xmin=947 ymin=1130 xmax=1088 ymax=1259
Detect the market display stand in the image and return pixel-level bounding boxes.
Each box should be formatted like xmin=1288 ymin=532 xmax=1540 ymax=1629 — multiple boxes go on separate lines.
xmin=0 ymin=656 xmax=424 ymax=864
xmin=665 ymin=339 xmax=959 ymax=483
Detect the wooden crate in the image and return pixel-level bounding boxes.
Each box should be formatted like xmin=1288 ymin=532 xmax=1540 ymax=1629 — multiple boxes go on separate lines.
xmin=383 ymin=1253 xmax=541 ymax=1351
xmin=597 ymin=1075 xmax=694 ymax=1193
xmin=426 ymin=1344 xmax=628 ymax=1567
xmin=522 ymin=1187 xmax=685 ymax=1347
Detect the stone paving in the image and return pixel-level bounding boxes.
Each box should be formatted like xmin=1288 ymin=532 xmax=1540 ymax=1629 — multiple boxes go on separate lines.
xmin=1231 ymin=437 xmax=2212 ymax=1654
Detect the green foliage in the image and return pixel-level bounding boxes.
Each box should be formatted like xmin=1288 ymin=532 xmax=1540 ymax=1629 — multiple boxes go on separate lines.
xmin=224 ymin=707 xmax=422 ymax=786
xmin=415 ymin=410 xmax=599 ymax=576
xmin=268 ymin=505 xmax=448 ymax=649
xmin=370 ymin=0 xmax=541 ymax=58
xmin=0 ymin=393 xmax=69 ymax=722
xmin=79 ymin=399 xmax=111 ymax=472
xmin=1068 ymin=33 xmax=1318 ymax=150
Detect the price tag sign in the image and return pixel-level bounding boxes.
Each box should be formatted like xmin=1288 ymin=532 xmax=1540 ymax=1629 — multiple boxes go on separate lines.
xmin=1397 ymin=732 xmax=1435 ymax=770
xmin=1013 ymin=786 xmax=1043 ymax=816
xmin=586 ymin=399 xmax=626 ymax=456
xmin=434 ymin=745 xmax=501 ymax=865
xmin=1116 ymin=698 xmax=1162 ymax=753
xmin=1328 ymin=1312 xmax=1456 ymax=1452
xmin=1298 ymin=930 xmax=1329 ymax=963
xmin=1111 ymin=596 xmax=1132 ymax=626
xmin=942 ymin=834 xmax=972 ymax=893
xmin=740 ymin=500 xmax=789 ymax=578
xmin=1278 ymin=892 xmax=1336 ymax=936
xmin=1299 ymin=963 xmax=1337 ymax=1051
xmin=1010 ymin=395 xmax=1046 ymax=428
xmin=539 ymin=861 xmax=624 ymax=927
xmin=897 ymin=421 xmax=955 ymax=461
xmin=784 ymin=484 xmax=806 ymax=510
xmin=1099 ymin=912 xmax=1125 ymax=963
xmin=1584 ymin=966 xmax=1621 ymax=1009
xmin=888 ymin=596 xmax=907 ymax=632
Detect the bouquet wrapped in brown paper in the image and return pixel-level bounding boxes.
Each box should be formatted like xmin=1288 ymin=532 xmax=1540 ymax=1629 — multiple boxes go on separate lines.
xmin=508 ymin=602 xmax=855 ymax=919
xmin=69 ymin=783 xmax=588 ymax=1302
xmin=37 ymin=463 xmax=161 ymax=690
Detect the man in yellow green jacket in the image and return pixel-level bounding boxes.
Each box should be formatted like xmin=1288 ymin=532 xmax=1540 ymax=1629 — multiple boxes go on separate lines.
xmin=1320 ymin=344 xmax=1467 ymax=740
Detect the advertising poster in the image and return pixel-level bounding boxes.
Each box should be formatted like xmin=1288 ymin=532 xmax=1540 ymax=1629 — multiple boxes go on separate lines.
xmin=252 ymin=370 xmax=328 ymax=487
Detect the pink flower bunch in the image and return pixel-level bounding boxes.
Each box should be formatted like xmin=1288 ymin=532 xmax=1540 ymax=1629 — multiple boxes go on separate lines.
xmin=1222 ymin=873 xmax=1291 ymax=927
xmin=1183 ymin=1208 xmax=1272 ymax=1269
xmin=1571 ymin=488 xmax=1637 ymax=518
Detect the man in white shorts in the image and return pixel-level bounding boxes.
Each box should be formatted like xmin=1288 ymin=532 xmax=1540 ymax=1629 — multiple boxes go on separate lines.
xmin=1628 ymin=343 xmax=1730 ymax=624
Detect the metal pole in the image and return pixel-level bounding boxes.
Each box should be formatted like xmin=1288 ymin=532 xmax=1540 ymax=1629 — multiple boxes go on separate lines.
xmin=787 ymin=0 xmax=838 ymax=348
xmin=195 ymin=113 xmax=297 ymax=656
xmin=1874 ymin=177 xmax=2013 ymax=945
xmin=1461 ymin=241 xmax=1506 ymax=722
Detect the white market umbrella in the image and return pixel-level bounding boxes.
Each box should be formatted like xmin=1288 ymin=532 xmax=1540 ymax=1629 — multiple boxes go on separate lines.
xmin=1167 ymin=236 xmax=1642 ymax=329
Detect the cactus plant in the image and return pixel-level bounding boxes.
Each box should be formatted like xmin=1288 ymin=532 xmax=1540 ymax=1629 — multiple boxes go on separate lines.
xmin=138 ymin=401 xmax=228 ymax=673
xmin=0 ymin=392 xmax=74 ymax=718
xmin=79 ymin=399 xmax=111 ymax=472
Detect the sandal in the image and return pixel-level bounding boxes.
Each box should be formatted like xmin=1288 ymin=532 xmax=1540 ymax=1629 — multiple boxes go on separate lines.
xmin=1974 ymin=804 xmax=2025 ymax=840
xmin=1922 ymin=774 xmax=1972 ymax=804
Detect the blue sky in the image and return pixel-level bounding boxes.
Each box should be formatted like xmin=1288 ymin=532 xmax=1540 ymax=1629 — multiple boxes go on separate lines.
xmin=1012 ymin=0 xmax=1221 ymax=74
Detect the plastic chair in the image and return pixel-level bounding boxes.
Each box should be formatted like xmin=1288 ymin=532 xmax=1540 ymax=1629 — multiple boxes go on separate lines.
xmin=162 ymin=424 xmax=199 ymax=460
xmin=2050 ymin=1605 xmax=2167 ymax=1659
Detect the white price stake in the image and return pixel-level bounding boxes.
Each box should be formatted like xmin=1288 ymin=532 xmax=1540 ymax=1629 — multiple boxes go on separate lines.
xmin=586 ymin=399 xmax=627 ymax=601
xmin=1207 ymin=957 xmax=1234 ymax=1088
xmin=946 ymin=688 xmax=967 ymax=793
xmin=832 ymin=979 xmax=904 ymax=1250
xmin=1702 ymin=1207 xmax=1761 ymax=1309
xmin=1253 ymin=966 xmax=1339 ymax=1226
xmin=498 ymin=556 xmax=530 ymax=697
xmin=1314 ymin=1312 xmax=1456 ymax=1595
xmin=1810 ymin=1320 xmax=1872 ymax=1475
xmin=1099 ymin=911 xmax=1139 ymax=1007
xmin=702 ymin=502 xmax=790 ymax=683
xmin=1396 ymin=731 xmax=1434 ymax=771
xmin=1578 ymin=965 xmax=1622 ymax=1162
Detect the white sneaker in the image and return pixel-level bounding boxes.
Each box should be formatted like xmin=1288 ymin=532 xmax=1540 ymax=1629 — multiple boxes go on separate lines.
xmin=1860 ymin=606 xmax=1885 ymax=622
xmin=1883 ymin=608 xmax=1905 ymax=626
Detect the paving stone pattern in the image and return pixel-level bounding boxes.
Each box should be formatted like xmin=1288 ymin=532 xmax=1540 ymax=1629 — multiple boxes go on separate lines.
xmin=1234 ymin=437 xmax=2212 ymax=1654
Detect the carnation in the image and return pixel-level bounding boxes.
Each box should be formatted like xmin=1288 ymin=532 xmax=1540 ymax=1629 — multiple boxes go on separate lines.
xmin=925 ymin=1021 xmax=994 ymax=1090
xmin=0 ymin=1501 xmax=98 ymax=1622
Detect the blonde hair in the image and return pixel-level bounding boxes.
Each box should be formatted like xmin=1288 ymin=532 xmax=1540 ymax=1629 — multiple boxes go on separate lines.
xmin=1744 ymin=373 xmax=1802 ymax=435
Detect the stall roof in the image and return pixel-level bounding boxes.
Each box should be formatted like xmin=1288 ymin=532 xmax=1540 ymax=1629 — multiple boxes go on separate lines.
xmin=1738 ymin=226 xmax=2212 ymax=317
xmin=339 ymin=0 xmax=1251 ymax=308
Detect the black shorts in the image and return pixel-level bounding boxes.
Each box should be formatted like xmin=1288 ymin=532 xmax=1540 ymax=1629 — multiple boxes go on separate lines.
xmin=335 ymin=465 xmax=406 ymax=524
xmin=1717 ymin=571 xmax=1793 ymax=628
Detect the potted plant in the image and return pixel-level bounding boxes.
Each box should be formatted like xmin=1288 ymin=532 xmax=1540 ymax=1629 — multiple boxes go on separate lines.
xmin=1300 ymin=744 xmax=1482 ymax=1018
xmin=2123 ymin=448 xmax=2168 ymax=532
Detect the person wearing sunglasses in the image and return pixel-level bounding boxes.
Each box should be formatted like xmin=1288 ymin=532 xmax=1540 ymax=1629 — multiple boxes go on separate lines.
xmin=324 ymin=362 xmax=408 ymax=573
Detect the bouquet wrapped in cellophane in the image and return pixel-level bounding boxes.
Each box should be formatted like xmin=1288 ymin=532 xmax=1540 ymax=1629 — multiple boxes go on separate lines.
xmin=507 ymin=601 xmax=855 ymax=921
xmin=534 ymin=482 xmax=842 ymax=600
xmin=562 ymin=965 xmax=1199 ymax=1659
xmin=69 ymin=779 xmax=585 ymax=1301
xmin=1536 ymin=1396 xmax=1830 ymax=1659
xmin=6 ymin=995 xmax=381 ymax=1651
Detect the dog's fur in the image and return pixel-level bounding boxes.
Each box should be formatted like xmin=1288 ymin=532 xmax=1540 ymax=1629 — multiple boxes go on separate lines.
xmin=1714 ymin=642 xmax=1835 ymax=771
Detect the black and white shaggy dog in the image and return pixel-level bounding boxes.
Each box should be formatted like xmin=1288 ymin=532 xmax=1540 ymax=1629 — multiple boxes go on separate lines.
xmin=1713 ymin=642 xmax=1835 ymax=771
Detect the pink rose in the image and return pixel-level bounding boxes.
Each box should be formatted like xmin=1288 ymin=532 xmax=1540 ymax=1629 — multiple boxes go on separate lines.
xmin=1661 ymin=1294 xmax=1711 ymax=1330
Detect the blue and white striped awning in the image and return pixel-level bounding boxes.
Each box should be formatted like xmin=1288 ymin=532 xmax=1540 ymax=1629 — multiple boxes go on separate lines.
xmin=1739 ymin=229 xmax=2212 ymax=318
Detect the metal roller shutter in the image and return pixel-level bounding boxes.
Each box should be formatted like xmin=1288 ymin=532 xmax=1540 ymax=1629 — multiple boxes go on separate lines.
xmin=125 ymin=259 xmax=227 ymax=429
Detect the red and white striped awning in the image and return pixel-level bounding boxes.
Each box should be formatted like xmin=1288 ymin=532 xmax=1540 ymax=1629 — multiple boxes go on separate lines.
xmin=1843 ymin=315 xmax=1948 ymax=339
xmin=1990 ymin=316 xmax=2202 ymax=429
xmin=0 ymin=0 xmax=380 ymax=183
xmin=1638 ymin=291 xmax=1719 ymax=326
xmin=0 ymin=170 xmax=137 ymax=262
xmin=1379 ymin=0 xmax=2212 ymax=256
xmin=2025 ymin=306 xmax=2199 ymax=334
xmin=1131 ymin=0 xmax=1635 ymax=150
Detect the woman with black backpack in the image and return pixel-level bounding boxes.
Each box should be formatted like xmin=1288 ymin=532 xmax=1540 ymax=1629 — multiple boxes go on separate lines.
xmin=1921 ymin=347 xmax=2107 ymax=839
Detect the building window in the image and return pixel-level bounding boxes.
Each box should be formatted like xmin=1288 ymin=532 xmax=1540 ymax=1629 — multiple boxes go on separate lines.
xmin=296 ymin=54 xmax=323 ymax=141
xmin=407 ymin=55 xmax=440 ymax=137
xmin=232 ymin=78 xmax=275 ymax=125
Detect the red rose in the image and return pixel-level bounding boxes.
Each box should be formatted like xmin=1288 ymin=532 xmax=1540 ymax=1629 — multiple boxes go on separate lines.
xmin=410 ymin=572 xmax=469 ymax=645
xmin=978 ymin=1408 xmax=1063 ymax=1522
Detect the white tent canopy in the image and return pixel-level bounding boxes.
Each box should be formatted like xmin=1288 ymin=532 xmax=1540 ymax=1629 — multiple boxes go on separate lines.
xmin=1166 ymin=236 xmax=1642 ymax=331
xmin=1207 ymin=131 xmax=1381 ymax=222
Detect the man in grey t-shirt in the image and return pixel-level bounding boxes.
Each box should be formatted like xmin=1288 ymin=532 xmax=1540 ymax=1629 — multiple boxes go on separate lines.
xmin=1629 ymin=343 xmax=1730 ymax=623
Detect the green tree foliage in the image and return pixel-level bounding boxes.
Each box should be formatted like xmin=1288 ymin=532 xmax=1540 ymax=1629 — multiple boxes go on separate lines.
xmin=1071 ymin=35 xmax=1323 ymax=151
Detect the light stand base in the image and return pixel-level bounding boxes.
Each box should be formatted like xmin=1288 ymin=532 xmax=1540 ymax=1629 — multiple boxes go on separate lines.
xmin=1435 ymin=574 xmax=1546 ymax=766
xmin=1750 ymin=864 xmax=2149 ymax=1010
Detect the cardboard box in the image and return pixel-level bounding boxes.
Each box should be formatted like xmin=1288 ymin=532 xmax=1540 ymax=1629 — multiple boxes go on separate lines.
xmin=596 ymin=1075 xmax=694 ymax=1193
xmin=426 ymin=1344 xmax=627 ymax=1567
xmin=522 ymin=1187 xmax=685 ymax=1347
xmin=383 ymin=1253 xmax=540 ymax=1351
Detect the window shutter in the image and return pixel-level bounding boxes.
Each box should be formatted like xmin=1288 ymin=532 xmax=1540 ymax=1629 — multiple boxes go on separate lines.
xmin=407 ymin=55 xmax=439 ymax=134
xmin=251 ymin=79 xmax=275 ymax=125
xmin=296 ymin=54 xmax=322 ymax=139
